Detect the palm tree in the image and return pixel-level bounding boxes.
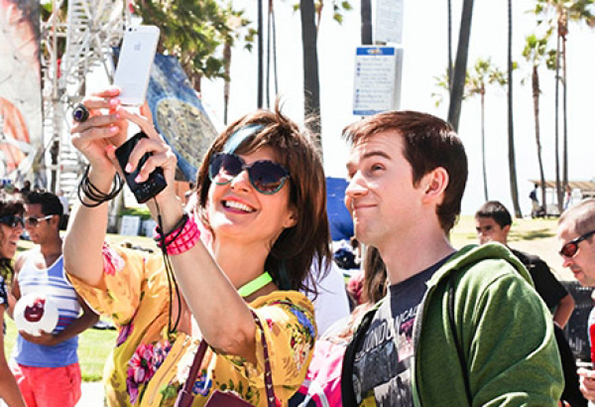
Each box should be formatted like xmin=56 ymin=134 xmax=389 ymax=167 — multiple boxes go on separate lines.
xmin=297 ymin=0 xmax=353 ymax=156
xmin=534 ymin=0 xmax=595 ymax=211
xmin=466 ymin=58 xmax=506 ymax=201
xmin=300 ymin=0 xmax=322 ymax=154
xmin=522 ymin=31 xmax=552 ymax=212
xmin=133 ymin=0 xmax=250 ymax=93
xmin=507 ymin=0 xmax=521 ymax=218
xmin=221 ymin=7 xmax=253 ymax=125
xmin=447 ymin=0 xmax=453 ymax=88
xmin=361 ymin=0 xmax=372 ymax=44
xmin=448 ymin=0 xmax=475 ymax=131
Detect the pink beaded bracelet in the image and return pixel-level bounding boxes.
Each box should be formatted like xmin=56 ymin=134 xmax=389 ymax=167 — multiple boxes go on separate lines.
xmin=154 ymin=214 xmax=201 ymax=256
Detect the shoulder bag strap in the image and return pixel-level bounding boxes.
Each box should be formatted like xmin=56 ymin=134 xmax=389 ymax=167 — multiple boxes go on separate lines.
xmin=175 ymin=310 xmax=276 ymax=407
xmin=340 ymin=307 xmax=378 ymax=407
xmin=175 ymin=340 xmax=209 ymax=407
xmin=447 ymin=277 xmax=472 ymax=405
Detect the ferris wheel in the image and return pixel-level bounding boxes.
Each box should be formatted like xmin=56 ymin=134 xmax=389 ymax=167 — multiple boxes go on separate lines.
xmin=40 ymin=0 xmax=129 ymax=195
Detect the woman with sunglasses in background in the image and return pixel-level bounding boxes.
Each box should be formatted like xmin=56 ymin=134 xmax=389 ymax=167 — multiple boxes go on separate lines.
xmin=65 ymin=88 xmax=331 ymax=406
xmin=0 ymin=192 xmax=26 ymax=406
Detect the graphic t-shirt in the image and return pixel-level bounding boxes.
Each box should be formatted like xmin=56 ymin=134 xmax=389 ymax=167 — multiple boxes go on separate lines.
xmin=352 ymin=259 xmax=447 ymax=406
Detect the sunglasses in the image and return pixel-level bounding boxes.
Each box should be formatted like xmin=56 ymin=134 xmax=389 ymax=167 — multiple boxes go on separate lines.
xmin=0 ymin=215 xmax=25 ymax=228
xmin=559 ymin=230 xmax=595 ymax=258
xmin=209 ymin=153 xmax=290 ymax=195
xmin=25 ymin=214 xmax=54 ymax=227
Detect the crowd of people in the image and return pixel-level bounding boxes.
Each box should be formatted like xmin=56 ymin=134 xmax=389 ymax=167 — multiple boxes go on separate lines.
xmin=0 ymin=90 xmax=594 ymax=407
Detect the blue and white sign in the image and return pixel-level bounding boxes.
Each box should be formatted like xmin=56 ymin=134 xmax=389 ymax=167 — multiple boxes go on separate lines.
xmin=353 ymin=46 xmax=403 ymax=116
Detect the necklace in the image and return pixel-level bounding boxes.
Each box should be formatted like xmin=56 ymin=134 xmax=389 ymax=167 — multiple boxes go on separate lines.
xmin=238 ymin=271 xmax=273 ymax=298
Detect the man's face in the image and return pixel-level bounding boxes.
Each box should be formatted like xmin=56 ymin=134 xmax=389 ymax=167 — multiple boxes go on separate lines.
xmin=475 ymin=217 xmax=509 ymax=245
xmin=344 ymin=131 xmax=425 ymax=249
xmin=24 ymin=203 xmax=54 ymax=245
xmin=557 ymin=220 xmax=595 ymax=286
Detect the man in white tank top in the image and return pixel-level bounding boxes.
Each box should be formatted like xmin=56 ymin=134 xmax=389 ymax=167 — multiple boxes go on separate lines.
xmin=8 ymin=191 xmax=98 ymax=407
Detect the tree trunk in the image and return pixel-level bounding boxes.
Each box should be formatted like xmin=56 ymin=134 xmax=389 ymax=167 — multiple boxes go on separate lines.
xmin=300 ymin=0 xmax=322 ymax=155
xmin=562 ymin=34 xmax=568 ymax=199
xmin=361 ymin=0 xmax=372 ymax=45
xmin=223 ymin=40 xmax=231 ymax=125
xmin=507 ymin=0 xmax=521 ymax=218
xmin=554 ymin=33 xmax=562 ymax=212
xmin=447 ymin=0 xmax=474 ymax=131
xmin=257 ymin=0 xmax=264 ymax=108
xmin=532 ymin=65 xmax=547 ymax=209
xmin=448 ymin=0 xmax=453 ymax=88
xmin=481 ymin=92 xmax=488 ymax=201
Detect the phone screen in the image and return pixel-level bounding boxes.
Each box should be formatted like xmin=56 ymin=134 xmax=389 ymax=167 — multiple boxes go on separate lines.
xmin=113 ymin=25 xmax=160 ymax=106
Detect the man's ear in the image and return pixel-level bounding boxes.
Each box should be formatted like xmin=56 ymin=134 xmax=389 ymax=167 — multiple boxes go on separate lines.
xmin=503 ymin=224 xmax=511 ymax=237
xmin=422 ymin=167 xmax=449 ymax=202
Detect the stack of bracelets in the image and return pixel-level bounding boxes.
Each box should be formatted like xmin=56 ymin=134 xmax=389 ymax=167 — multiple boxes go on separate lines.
xmin=78 ymin=165 xmax=124 ymax=207
xmin=154 ymin=213 xmax=201 ymax=256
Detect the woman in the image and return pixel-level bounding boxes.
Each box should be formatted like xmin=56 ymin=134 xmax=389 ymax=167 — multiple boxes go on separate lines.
xmin=0 ymin=191 xmax=26 ymax=406
xmin=65 ymin=88 xmax=331 ymax=406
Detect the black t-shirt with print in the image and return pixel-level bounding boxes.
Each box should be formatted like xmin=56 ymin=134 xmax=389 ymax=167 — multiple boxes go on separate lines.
xmin=352 ymin=257 xmax=449 ymax=406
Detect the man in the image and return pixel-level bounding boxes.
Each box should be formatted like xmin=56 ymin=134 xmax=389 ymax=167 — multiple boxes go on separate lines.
xmin=557 ymin=198 xmax=595 ymax=403
xmin=9 ymin=191 xmax=98 ymax=407
xmin=340 ymin=111 xmax=563 ymax=406
xmin=476 ymin=200 xmax=585 ymax=406
xmin=475 ymin=200 xmax=575 ymax=328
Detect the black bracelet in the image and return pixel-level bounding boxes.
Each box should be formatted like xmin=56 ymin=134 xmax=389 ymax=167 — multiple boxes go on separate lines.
xmin=154 ymin=213 xmax=189 ymax=249
xmin=78 ymin=165 xmax=124 ymax=207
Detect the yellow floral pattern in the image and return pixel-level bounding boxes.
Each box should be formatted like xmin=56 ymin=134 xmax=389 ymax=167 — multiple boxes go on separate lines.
xmin=66 ymin=245 xmax=316 ymax=406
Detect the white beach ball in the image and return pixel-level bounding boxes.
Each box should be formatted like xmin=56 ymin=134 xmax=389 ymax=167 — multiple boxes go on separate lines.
xmin=14 ymin=293 xmax=59 ymax=336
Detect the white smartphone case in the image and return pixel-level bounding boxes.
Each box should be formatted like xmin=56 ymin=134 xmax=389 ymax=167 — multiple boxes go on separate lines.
xmin=113 ymin=25 xmax=160 ymax=106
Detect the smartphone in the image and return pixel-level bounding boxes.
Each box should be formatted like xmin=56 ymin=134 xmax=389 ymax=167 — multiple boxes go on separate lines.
xmin=115 ymin=132 xmax=167 ymax=203
xmin=113 ymin=25 xmax=160 ymax=106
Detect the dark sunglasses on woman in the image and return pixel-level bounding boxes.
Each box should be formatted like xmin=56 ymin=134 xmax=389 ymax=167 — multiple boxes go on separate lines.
xmin=209 ymin=153 xmax=290 ymax=195
xmin=0 ymin=215 xmax=25 ymax=228
xmin=559 ymin=230 xmax=595 ymax=258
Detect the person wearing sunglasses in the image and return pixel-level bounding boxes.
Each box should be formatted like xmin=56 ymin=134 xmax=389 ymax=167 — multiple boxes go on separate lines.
xmin=557 ymin=198 xmax=595 ymax=404
xmin=0 ymin=191 xmax=26 ymax=406
xmin=8 ymin=191 xmax=99 ymax=407
xmin=66 ymin=89 xmax=330 ymax=406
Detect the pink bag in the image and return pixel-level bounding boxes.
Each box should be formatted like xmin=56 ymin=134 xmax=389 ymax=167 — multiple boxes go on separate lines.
xmin=175 ymin=311 xmax=276 ymax=407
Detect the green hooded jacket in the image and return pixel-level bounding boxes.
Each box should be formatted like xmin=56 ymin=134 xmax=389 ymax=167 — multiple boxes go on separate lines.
xmin=342 ymin=243 xmax=564 ymax=406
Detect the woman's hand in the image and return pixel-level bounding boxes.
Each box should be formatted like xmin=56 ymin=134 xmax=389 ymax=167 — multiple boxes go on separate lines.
xmin=110 ymin=104 xmax=181 ymax=214
xmin=70 ymin=88 xmax=128 ymax=174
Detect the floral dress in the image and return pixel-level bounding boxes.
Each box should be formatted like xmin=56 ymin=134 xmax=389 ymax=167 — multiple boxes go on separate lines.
xmin=66 ymin=244 xmax=316 ymax=406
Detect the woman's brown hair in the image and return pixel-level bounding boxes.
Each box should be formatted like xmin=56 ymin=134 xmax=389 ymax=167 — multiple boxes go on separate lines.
xmin=195 ymin=103 xmax=331 ymax=293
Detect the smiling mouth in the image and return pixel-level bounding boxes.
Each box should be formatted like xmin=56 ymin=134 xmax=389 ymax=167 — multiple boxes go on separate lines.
xmin=223 ymin=200 xmax=255 ymax=213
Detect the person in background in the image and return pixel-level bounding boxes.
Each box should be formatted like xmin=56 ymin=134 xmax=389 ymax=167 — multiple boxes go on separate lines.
xmin=340 ymin=110 xmax=562 ymax=406
xmin=9 ymin=191 xmax=98 ymax=407
xmin=556 ymin=199 xmax=595 ymax=404
xmin=476 ymin=200 xmax=585 ymax=406
xmin=0 ymin=192 xmax=26 ymax=406
xmin=475 ymin=200 xmax=575 ymax=328
xmin=65 ymin=89 xmax=330 ymax=406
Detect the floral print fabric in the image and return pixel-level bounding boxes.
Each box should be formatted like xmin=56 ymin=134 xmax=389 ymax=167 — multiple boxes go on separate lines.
xmin=66 ymin=244 xmax=316 ymax=406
